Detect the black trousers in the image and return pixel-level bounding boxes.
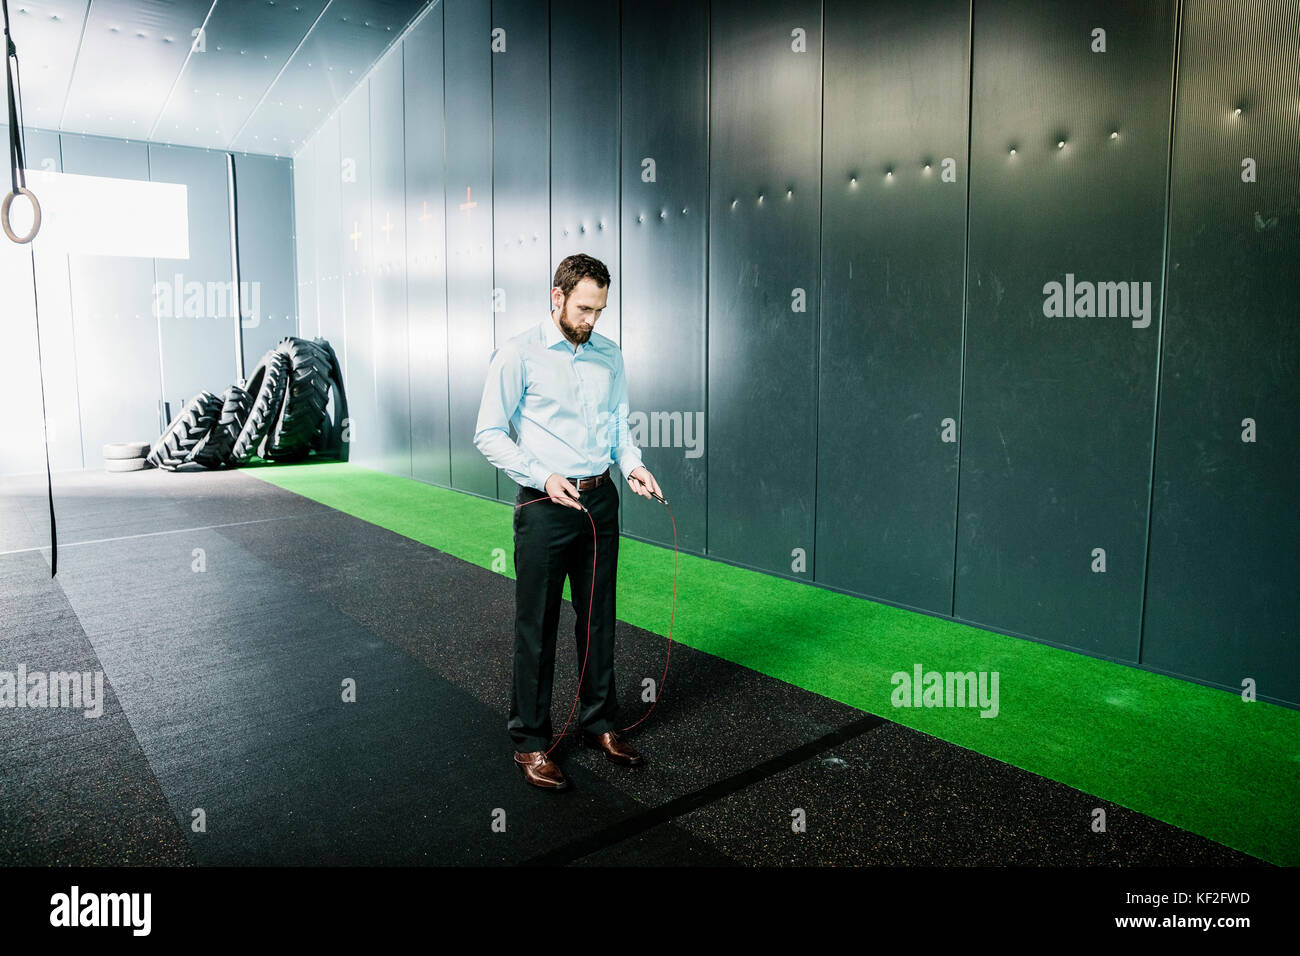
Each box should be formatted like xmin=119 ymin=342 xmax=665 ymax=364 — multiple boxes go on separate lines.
xmin=509 ymin=474 xmax=620 ymax=753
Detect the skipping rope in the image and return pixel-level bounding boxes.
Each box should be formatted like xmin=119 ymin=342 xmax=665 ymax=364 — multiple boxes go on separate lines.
xmin=513 ymin=475 xmax=677 ymax=759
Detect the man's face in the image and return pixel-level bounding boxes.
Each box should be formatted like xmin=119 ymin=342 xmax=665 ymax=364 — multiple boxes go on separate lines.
xmin=552 ymin=277 xmax=608 ymax=346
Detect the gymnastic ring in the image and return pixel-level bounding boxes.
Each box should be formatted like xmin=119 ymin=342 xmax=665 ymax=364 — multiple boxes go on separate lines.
xmin=1 ymin=186 xmax=41 ymax=244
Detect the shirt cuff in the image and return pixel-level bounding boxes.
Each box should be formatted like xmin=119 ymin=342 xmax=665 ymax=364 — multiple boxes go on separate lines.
xmin=617 ymin=446 xmax=644 ymax=481
xmin=528 ymin=462 xmax=552 ymax=492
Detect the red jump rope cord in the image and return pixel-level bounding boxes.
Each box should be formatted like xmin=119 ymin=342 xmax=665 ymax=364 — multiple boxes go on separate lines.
xmin=513 ymin=485 xmax=676 ymax=758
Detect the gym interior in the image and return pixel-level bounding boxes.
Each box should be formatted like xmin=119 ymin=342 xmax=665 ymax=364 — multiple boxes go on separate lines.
xmin=1 ymin=0 xmax=1296 ymax=873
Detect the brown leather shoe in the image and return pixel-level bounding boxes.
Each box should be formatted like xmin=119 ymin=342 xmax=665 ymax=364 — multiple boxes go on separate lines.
xmin=582 ymin=731 xmax=644 ymax=767
xmin=513 ymin=750 xmax=569 ymax=790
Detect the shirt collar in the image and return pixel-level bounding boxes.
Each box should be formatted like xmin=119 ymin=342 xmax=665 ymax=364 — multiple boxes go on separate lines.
xmin=543 ymin=313 xmax=584 ymax=354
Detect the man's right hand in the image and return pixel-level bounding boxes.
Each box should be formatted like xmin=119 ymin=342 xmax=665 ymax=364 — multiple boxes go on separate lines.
xmin=544 ymin=473 xmax=584 ymax=510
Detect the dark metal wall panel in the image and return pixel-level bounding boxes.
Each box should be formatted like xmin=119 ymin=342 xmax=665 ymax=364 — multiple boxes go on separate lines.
xmin=369 ymin=46 xmax=413 ymax=478
xmin=147 ymin=143 xmax=237 ymax=405
xmin=443 ymin=0 xmax=495 ymax=497
xmin=234 ymin=153 xmax=298 ymax=369
xmin=0 ymin=127 xmax=81 ymax=474
xmin=955 ymin=0 xmax=1176 ymax=658
xmin=403 ymin=6 xmax=451 ymax=487
xmin=707 ymin=0 xmax=822 ymax=575
xmin=339 ymin=83 xmax=378 ymax=464
xmin=550 ymin=0 xmax=621 ymax=343
xmin=294 ymin=139 xmax=319 ymax=339
xmin=490 ymin=0 xmax=550 ymax=503
xmin=314 ymin=113 xmax=344 ymax=348
xmin=1142 ymin=0 xmax=1300 ymax=705
xmin=619 ymin=0 xmax=708 ymax=552
xmin=816 ymin=0 xmax=969 ymax=613
xmin=58 ymin=134 xmax=163 ymax=464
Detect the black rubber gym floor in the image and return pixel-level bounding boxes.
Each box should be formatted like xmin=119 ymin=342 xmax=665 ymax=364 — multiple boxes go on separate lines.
xmin=0 ymin=469 xmax=1264 ymax=866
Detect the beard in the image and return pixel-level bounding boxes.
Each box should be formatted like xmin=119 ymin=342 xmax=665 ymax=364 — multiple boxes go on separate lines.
xmin=556 ymin=299 xmax=593 ymax=345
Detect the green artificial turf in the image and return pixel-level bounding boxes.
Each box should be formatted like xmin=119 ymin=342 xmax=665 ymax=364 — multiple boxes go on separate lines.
xmin=245 ymin=459 xmax=1300 ymax=865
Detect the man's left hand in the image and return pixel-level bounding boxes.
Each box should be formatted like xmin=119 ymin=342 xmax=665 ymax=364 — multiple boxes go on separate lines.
xmin=627 ymin=466 xmax=663 ymax=501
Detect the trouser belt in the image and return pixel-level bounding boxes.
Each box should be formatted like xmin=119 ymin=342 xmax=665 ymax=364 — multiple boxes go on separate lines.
xmin=568 ymin=468 xmax=611 ymax=491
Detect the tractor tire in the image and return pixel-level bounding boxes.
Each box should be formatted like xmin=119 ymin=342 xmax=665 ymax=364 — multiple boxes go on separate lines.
xmin=309 ymin=336 xmax=348 ymax=460
xmin=263 ymin=336 xmax=332 ymax=462
xmin=147 ymin=391 xmax=224 ymax=471
xmin=231 ymin=349 xmax=290 ymax=464
xmin=191 ymin=384 xmax=252 ymax=469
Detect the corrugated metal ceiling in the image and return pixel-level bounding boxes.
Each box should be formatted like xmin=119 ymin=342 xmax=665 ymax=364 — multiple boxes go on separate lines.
xmin=4 ymin=0 xmax=431 ymax=156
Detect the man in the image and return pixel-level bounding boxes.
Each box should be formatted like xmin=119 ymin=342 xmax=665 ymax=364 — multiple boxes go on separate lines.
xmin=473 ymin=253 xmax=664 ymax=791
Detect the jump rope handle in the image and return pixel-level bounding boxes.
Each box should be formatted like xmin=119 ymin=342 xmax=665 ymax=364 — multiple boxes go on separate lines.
xmin=628 ymin=473 xmax=668 ymax=505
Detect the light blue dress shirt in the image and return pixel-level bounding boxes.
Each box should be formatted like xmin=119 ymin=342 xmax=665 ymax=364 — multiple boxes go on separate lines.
xmin=474 ymin=315 xmax=644 ymax=492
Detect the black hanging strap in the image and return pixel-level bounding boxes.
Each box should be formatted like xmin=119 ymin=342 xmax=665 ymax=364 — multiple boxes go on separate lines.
xmin=3 ymin=0 xmax=26 ymax=196
xmin=4 ymin=0 xmax=57 ymax=577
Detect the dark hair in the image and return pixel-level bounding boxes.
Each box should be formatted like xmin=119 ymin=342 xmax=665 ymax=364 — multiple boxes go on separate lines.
xmin=552 ymin=253 xmax=610 ymax=298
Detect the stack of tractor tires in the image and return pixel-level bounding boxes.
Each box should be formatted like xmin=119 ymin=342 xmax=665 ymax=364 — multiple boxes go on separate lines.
xmin=142 ymin=336 xmax=347 ymax=472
